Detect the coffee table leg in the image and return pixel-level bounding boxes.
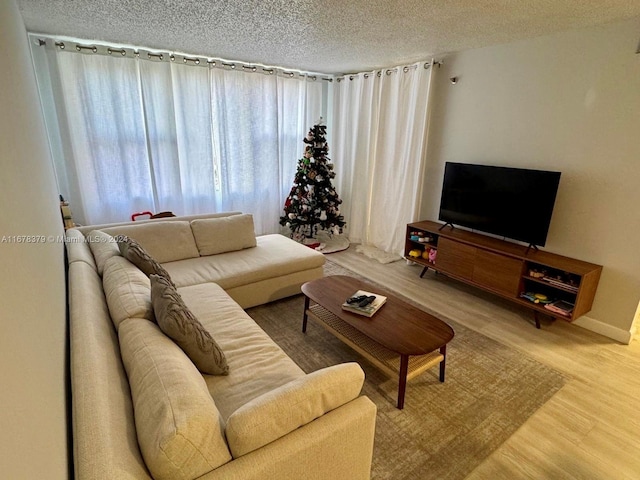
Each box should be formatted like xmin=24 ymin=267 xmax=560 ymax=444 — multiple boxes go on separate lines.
xmin=302 ymin=296 xmax=310 ymax=333
xmin=397 ymin=355 xmax=409 ymax=409
xmin=439 ymin=345 xmax=447 ymax=382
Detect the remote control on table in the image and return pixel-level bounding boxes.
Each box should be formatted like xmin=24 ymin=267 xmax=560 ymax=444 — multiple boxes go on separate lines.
xmin=358 ymin=296 xmax=376 ymax=307
xmin=346 ymin=295 xmax=367 ymax=304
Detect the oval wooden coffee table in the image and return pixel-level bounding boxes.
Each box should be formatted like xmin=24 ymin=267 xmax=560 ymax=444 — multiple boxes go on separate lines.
xmin=301 ymin=275 xmax=455 ymax=409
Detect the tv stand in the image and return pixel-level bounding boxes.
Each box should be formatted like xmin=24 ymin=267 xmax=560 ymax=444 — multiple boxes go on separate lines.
xmin=438 ymin=222 xmax=455 ymax=231
xmin=405 ymin=220 xmax=602 ymax=327
xmin=525 ymin=244 xmax=539 ymax=254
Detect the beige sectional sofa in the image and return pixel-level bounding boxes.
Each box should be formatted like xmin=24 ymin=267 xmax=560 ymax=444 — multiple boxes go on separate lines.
xmin=67 ymin=212 xmax=377 ymax=480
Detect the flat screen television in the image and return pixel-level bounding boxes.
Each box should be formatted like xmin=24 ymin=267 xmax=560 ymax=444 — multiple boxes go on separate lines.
xmin=438 ymin=162 xmax=561 ymax=247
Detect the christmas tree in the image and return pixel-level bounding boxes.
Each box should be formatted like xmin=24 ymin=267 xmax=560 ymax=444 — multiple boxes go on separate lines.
xmin=280 ymin=121 xmax=346 ymax=240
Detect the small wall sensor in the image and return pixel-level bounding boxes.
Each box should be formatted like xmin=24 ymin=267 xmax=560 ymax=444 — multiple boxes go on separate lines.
xmin=449 ymin=77 xmax=458 ymax=84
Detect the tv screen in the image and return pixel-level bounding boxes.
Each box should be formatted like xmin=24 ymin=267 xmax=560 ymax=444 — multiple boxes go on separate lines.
xmin=438 ymin=162 xmax=561 ymax=247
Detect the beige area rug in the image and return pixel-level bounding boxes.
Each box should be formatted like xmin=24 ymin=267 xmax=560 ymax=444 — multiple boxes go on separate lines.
xmin=246 ymin=260 xmax=566 ymax=480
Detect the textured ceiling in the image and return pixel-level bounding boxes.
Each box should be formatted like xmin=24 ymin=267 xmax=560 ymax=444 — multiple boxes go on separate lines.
xmin=17 ymin=0 xmax=640 ymax=74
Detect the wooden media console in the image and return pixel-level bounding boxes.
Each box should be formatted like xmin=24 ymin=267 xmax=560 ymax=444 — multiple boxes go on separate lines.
xmin=405 ymin=220 xmax=602 ymax=328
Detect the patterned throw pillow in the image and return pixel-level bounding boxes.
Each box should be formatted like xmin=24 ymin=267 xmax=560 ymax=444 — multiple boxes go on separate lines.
xmin=150 ymin=274 xmax=229 ymax=375
xmin=117 ymin=235 xmax=176 ymax=288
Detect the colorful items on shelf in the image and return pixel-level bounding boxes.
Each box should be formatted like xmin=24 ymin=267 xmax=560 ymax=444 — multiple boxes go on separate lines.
xmin=544 ymin=300 xmax=574 ymax=317
xmin=408 ymin=246 xmax=437 ymax=264
xmin=519 ymin=292 xmax=552 ymax=304
xmin=521 ymin=286 xmax=574 ymax=317
xmin=528 ymin=269 xmax=545 ymax=279
xmin=409 ymin=231 xmax=433 ymax=243
xmin=529 ymin=266 xmax=580 ymax=292
xmin=542 ymin=274 xmax=579 ymax=292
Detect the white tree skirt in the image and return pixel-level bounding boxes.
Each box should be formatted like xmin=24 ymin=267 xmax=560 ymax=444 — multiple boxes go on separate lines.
xmin=310 ymin=231 xmax=350 ymax=254
xmin=280 ymin=226 xmax=350 ymax=254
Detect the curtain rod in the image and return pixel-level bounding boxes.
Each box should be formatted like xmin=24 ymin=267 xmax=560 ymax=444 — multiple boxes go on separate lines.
xmin=33 ymin=34 xmax=441 ymax=82
xmin=32 ymin=35 xmax=334 ymax=82
xmin=335 ymin=60 xmax=442 ymax=82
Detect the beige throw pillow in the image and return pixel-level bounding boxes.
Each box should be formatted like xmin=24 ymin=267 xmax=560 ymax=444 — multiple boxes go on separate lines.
xmin=102 ymin=220 xmax=199 ymax=263
xmin=87 ymin=230 xmax=120 ymax=275
xmin=102 ymin=256 xmax=154 ymax=330
xmin=118 ymin=235 xmax=176 ymax=288
xmin=190 ymin=214 xmax=257 ymax=256
xmin=150 ymin=275 xmax=229 ymax=375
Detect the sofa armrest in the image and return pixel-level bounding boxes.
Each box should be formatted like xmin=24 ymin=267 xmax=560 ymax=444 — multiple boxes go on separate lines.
xmin=225 ymin=363 xmax=365 ymax=458
xmin=203 ymin=396 xmax=376 ymax=480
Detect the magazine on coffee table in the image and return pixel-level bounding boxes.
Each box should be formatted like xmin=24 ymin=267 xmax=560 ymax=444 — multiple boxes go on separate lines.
xmin=342 ymin=290 xmax=387 ymax=317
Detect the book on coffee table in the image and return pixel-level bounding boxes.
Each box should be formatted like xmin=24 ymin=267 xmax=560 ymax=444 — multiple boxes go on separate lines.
xmin=342 ymin=290 xmax=387 ymax=317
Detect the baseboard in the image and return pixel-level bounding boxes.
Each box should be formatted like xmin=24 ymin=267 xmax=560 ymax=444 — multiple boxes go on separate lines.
xmin=573 ymin=315 xmax=633 ymax=344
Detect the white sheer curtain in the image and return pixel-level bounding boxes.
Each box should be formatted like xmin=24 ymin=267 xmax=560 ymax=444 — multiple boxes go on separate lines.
xmin=31 ymin=39 xmax=323 ymax=233
xmin=210 ymin=68 xmax=322 ymax=232
xmin=330 ymin=62 xmax=434 ymax=254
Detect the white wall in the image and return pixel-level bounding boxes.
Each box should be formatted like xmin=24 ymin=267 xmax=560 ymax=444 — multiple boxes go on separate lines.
xmin=0 ymin=0 xmax=69 ymax=478
xmin=422 ymin=17 xmax=640 ymax=340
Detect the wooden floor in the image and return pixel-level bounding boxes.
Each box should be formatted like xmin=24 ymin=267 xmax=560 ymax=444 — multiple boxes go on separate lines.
xmin=328 ymin=246 xmax=640 ymax=480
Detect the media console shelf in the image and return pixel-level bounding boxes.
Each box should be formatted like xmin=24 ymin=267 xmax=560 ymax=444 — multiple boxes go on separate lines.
xmin=405 ymin=220 xmax=602 ymax=328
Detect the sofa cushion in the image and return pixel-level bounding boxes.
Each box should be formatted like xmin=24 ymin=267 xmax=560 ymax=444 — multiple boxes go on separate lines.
xmin=101 ymin=221 xmax=199 ymax=264
xmin=75 ymin=211 xmax=242 ymax=236
xmin=119 ymin=318 xmax=232 ymax=480
xmin=68 ymin=261 xmax=152 ymax=479
xmin=118 ymin=235 xmax=176 ymax=287
xmin=87 ymin=230 xmax=120 ymax=275
xmin=151 ymin=275 xmax=228 ymax=375
xmin=177 ymin=283 xmax=305 ymax=419
xmin=102 ymin=256 xmax=154 ymax=329
xmin=163 ymin=234 xmax=325 ymax=290
xmin=65 ymin=229 xmax=97 ymax=270
xmin=225 ymin=363 xmax=365 ymax=458
xmin=190 ymin=214 xmax=257 ymax=256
